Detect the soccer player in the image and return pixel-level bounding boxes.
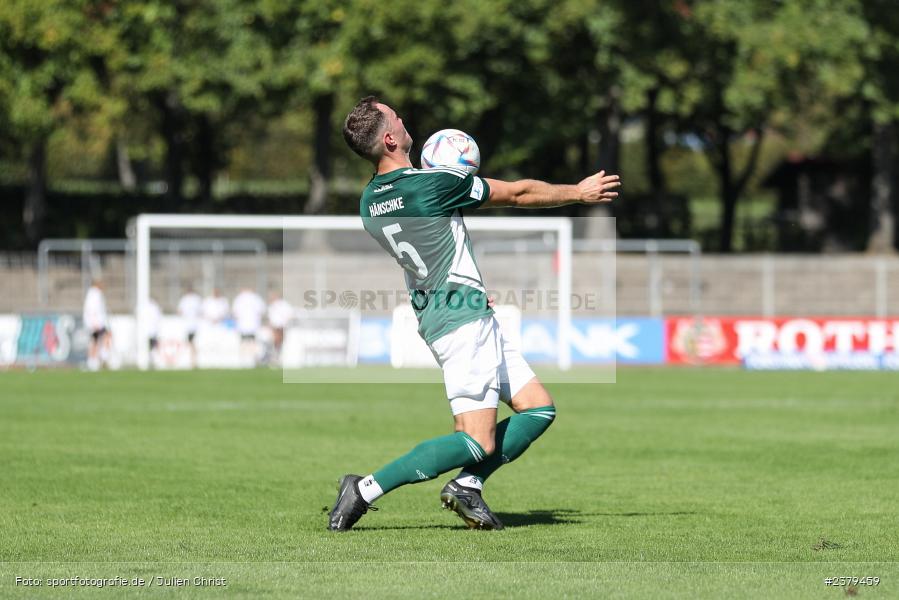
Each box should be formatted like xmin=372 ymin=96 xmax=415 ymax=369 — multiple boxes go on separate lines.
xmin=329 ymin=96 xmax=620 ymax=531
xmin=177 ymin=286 xmax=202 ymax=367
xmin=267 ymin=290 xmax=293 ymax=365
xmin=232 ymin=286 xmax=266 ymax=367
xmin=83 ymin=279 xmax=110 ymax=371
xmin=201 ymin=287 xmax=229 ymax=325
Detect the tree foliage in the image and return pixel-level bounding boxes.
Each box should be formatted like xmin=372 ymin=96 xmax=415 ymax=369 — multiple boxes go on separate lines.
xmin=0 ymin=0 xmax=896 ymax=250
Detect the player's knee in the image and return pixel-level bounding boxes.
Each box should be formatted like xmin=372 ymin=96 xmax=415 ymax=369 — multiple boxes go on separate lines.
xmin=454 ymin=424 xmax=495 ymax=456
xmin=467 ymin=433 xmax=495 ymax=457
xmin=511 ymin=379 xmax=554 ymax=413
xmin=480 ymin=438 xmax=496 ymax=457
xmin=541 ymin=404 xmax=557 ymax=425
xmin=526 ymin=404 xmax=556 ymax=434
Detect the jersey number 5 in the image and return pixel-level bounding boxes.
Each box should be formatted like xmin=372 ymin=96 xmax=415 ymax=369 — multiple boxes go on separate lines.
xmin=382 ymin=223 xmax=428 ymax=278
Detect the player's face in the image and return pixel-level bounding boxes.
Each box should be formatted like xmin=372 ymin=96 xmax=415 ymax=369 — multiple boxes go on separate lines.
xmin=377 ymin=103 xmax=412 ymax=153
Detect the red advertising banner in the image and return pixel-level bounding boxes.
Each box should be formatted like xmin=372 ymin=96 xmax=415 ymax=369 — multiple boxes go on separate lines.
xmin=666 ymin=317 xmax=899 ymax=365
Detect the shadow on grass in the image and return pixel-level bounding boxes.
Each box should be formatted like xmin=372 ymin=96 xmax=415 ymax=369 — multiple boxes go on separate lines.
xmin=586 ymin=511 xmax=698 ymax=517
xmin=496 ymin=509 xmax=699 ymax=527
xmin=495 ymin=508 xmax=583 ymax=527
xmin=356 ymin=510 xmax=584 ymax=530
xmin=355 ymin=524 xmax=463 ymax=531
xmin=354 ymin=510 xmax=697 ymax=531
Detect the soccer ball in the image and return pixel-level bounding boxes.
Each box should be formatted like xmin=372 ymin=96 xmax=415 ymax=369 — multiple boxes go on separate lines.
xmin=420 ymin=129 xmax=480 ymax=174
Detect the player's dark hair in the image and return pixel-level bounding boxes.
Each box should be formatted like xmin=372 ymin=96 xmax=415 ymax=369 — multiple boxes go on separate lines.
xmin=343 ymin=96 xmax=386 ymax=162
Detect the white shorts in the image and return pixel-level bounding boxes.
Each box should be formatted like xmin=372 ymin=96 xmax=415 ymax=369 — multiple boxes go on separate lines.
xmin=428 ymin=316 xmax=537 ymax=416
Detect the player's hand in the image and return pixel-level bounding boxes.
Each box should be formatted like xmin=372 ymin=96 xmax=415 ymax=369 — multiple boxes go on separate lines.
xmin=577 ymin=170 xmax=621 ymax=203
xmin=487 ymin=295 xmax=496 ymax=309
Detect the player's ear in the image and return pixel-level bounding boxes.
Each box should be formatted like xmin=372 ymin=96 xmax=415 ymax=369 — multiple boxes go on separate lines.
xmin=383 ymin=131 xmax=397 ymax=152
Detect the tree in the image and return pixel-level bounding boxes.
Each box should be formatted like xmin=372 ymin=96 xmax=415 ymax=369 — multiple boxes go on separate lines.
xmin=524 ymin=0 xmax=627 ymax=182
xmin=860 ymin=0 xmax=899 ymax=252
xmin=0 ymin=0 xmax=114 ymax=243
xmin=336 ymin=0 xmax=495 ymax=152
xmin=289 ymin=1 xmax=351 ymax=213
xmin=112 ymin=0 xmax=302 ymax=204
xmin=661 ymin=0 xmax=868 ymax=251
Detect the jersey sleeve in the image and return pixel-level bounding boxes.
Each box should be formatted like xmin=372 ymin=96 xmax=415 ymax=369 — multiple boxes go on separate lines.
xmin=430 ymin=170 xmax=491 ymax=213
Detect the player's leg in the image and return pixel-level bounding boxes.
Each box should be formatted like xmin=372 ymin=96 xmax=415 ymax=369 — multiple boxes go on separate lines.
xmin=87 ymin=330 xmax=100 ymax=371
xmin=434 ymin=318 xmax=511 ymax=529
xmin=457 ymin=387 xmax=556 ymax=487
xmin=329 ymin=318 xmax=501 ymax=531
xmin=451 ymin=334 xmax=556 ymax=489
xmin=330 ymin=395 xmax=497 ymax=532
xmin=272 ymin=327 xmax=284 ymax=365
xmin=187 ymin=332 xmax=197 ymax=368
xmin=364 ymin=403 xmax=495 ymax=497
xmin=99 ymin=328 xmax=113 ymax=367
xmin=328 ymin=423 xmax=492 ymax=531
xmin=332 ymin=400 xmax=496 ymax=530
xmin=452 ymin=406 xmax=497 ymax=454
xmin=149 ymin=336 xmax=159 ymax=369
xmin=357 ymin=391 xmax=499 ymax=504
xmin=435 ymin=404 xmax=508 ymax=529
xmin=239 ymin=334 xmax=254 ymax=367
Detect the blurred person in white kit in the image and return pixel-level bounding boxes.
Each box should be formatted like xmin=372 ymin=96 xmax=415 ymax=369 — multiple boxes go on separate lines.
xmin=178 ymin=286 xmax=202 ymax=367
xmin=267 ymin=290 xmax=294 ymax=365
xmin=83 ymin=279 xmax=111 ymax=371
xmin=202 ymin=287 xmax=230 ymax=325
xmin=232 ymin=286 xmax=266 ymax=366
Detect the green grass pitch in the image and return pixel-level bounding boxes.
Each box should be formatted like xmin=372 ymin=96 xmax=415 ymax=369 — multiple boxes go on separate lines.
xmin=1 ymin=368 xmax=897 ymax=598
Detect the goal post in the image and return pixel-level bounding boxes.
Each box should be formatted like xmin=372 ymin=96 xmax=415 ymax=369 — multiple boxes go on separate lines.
xmin=134 ymin=214 xmax=572 ymax=372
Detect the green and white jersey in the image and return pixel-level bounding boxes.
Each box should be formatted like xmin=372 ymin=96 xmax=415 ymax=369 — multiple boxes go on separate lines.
xmin=360 ymin=166 xmax=493 ymax=344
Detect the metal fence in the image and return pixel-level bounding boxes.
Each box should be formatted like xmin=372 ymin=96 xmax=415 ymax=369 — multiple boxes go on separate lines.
xmin=474 ymin=238 xmax=701 ymax=318
xmin=34 ymin=238 xmax=270 ymax=312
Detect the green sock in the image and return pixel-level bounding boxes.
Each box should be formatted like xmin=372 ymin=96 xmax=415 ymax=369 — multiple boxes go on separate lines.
xmin=459 ymin=405 xmax=556 ymax=485
xmin=373 ymin=432 xmax=487 ymax=493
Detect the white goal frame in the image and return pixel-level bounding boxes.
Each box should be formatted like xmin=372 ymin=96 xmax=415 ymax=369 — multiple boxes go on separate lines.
xmin=134 ymin=214 xmax=572 ymax=371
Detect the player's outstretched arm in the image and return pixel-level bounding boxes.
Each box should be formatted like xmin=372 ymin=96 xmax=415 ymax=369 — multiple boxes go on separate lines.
xmin=480 ymin=170 xmax=621 ymax=209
